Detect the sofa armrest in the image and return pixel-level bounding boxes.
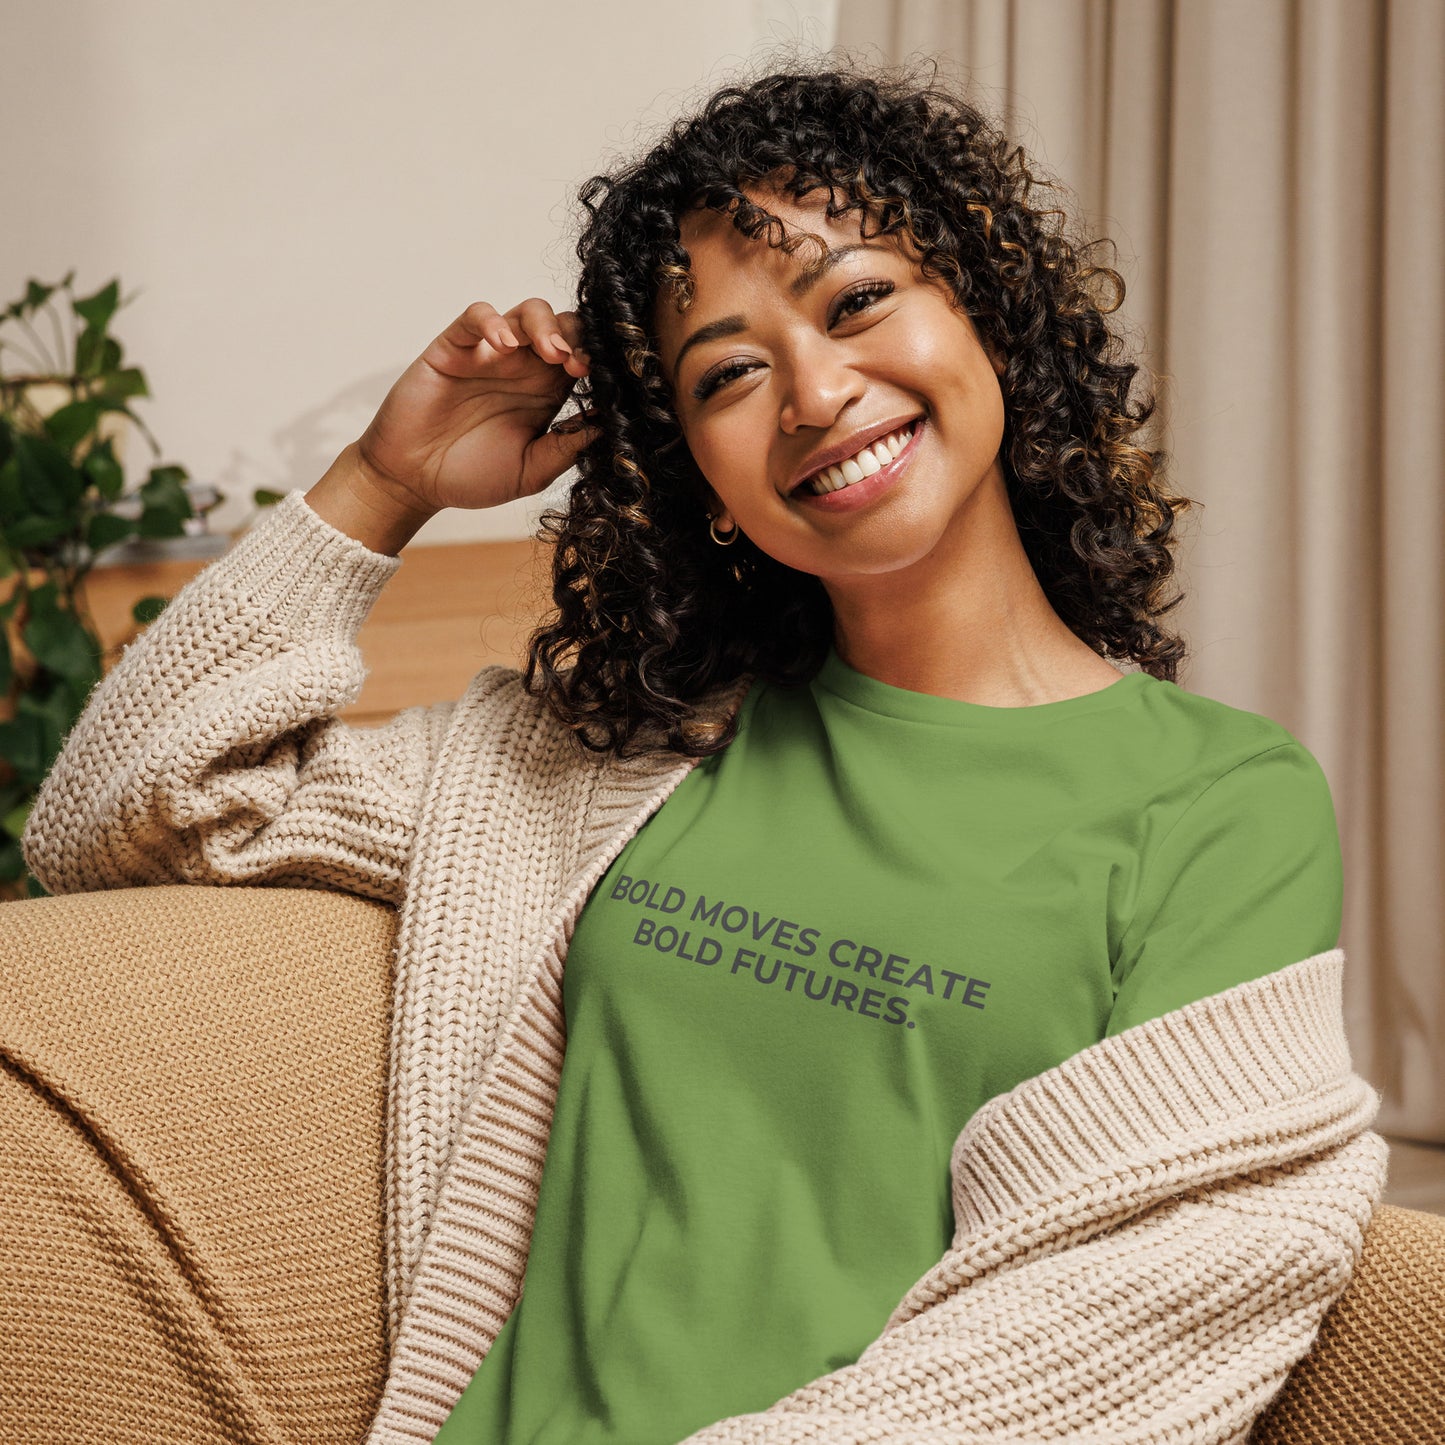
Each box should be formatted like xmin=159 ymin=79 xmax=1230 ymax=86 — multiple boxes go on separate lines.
xmin=0 ymin=884 xmax=395 ymax=1444
xmin=1251 ymin=1202 xmax=1445 ymax=1443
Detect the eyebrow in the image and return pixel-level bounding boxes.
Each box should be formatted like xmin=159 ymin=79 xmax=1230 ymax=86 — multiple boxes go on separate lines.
xmin=669 ymin=242 xmax=890 ymax=383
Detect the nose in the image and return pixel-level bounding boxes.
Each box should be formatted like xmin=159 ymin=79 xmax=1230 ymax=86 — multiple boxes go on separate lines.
xmin=777 ymin=335 xmax=865 ymax=434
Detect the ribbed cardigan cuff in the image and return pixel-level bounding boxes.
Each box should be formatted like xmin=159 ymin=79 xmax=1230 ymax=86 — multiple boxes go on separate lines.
xmin=211 ymin=487 xmax=403 ymax=643
xmin=945 ymin=947 xmax=1363 ymax=1239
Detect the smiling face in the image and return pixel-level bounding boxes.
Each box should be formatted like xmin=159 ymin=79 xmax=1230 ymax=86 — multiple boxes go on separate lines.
xmin=652 ymin=185 xmax=1010 ymax=592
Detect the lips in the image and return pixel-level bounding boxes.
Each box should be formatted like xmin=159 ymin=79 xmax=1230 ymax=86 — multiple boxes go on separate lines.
xmin=786 ymin=414 xmax=925 ymax=496
xmin=790 ymin=416 xmax=924 ymax=511
xmin=798 ymin=422 xmax=919 ymax=497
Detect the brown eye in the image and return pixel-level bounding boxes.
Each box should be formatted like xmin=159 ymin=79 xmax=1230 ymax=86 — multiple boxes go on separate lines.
xmin=829 ymin=280 xmax=895 ymax=326
xmin=693 ymin=358 xmax=757 ymax=401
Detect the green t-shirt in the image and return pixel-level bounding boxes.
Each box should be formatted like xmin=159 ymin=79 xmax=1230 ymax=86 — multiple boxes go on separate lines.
xmin=433 ymin=647 xmax=1342 ymax=1444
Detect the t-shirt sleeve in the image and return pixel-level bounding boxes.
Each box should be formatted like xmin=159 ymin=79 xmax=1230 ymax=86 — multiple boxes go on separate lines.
xmin=1105 ymin=738 xmax=1344 ymax=1037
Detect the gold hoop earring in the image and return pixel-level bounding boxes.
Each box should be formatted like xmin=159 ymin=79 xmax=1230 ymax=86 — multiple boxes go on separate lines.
xmin=709 ymin=515 xmax=739 ymax=546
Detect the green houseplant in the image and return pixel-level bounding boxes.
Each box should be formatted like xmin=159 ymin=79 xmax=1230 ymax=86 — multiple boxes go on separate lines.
xmin=0 ymin=273 xmax=202 ymax=899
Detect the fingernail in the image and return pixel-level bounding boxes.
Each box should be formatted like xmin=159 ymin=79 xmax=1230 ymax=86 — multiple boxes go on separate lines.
xmin=550 ymin=333 xmax=572 ymax=354
xmin=499 ymin=327 xmax=519 ymax=347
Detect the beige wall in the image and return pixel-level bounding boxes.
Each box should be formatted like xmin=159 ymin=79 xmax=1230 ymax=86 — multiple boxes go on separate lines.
xmin=0 ymin=0 xmax=837 ymax=544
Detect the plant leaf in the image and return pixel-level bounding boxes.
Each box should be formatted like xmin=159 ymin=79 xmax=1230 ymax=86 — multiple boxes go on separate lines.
xmin=143 ymin=463 xmax=190 ymax=494
xmin=19 ymin=683 xmax=80 ymax=723
xmin=22 ymin=600 xmax=101 ymax=683
xmin=0 ymin=625 xmax=10 ymax=694
xmin=26 ymin=578 xmax=58 ymax=613
xmin=73 ymin=327 xmax=123 ymax=379
xmin=0 ymin=713 xmax=49 ymax=785
xmin=86 ymin=511 xmax=135 ymax=552
xmin=13 ymin=434 xmax=84 ymax=514
xmin=99 ymin=366 xmax=148 ymax=401
xmin=76 ymin=324 xmax=105 ymax=376
xmin=44 ymin=399 xmax=101 ymax=453
xmin=138 ymin=464 xmax=192 ymax=536
xmin=73 ymin=279 xmax=120 ymax=331
xmin=253 ymin=488 xmax=286 ymax=506
xmin=137 ymin=508 xmax=189 ymax=539
xmin=82 ymin=438 xmax=125 ymax=499
xmin=5 ymin=513 xmax=73 ymax=547
xmin=23 ymin=280 xmax=56 ymax=314
xmin=14 ymin=687 xmax=80 ymax=774
xmin=58 ymin=670 xmax=97 ymax=722
xmin=1 ymin=795 xmax=30 ymax=842
xmin=0 ymin=456 xmax=22 ymax=522
xmin=132 ymin=594 xmax=169 ymax=625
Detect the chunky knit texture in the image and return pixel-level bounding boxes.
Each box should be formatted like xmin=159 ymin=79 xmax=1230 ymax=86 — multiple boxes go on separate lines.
xmin=0 ymin=883 xmax=394 ymax=1443
xmin=22 ymin=488 xmax=1390 ymax=1444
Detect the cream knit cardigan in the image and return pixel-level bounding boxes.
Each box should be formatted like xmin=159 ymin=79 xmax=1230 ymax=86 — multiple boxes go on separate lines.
xmin=23 ymin=490 xmax=1388 ymax=1445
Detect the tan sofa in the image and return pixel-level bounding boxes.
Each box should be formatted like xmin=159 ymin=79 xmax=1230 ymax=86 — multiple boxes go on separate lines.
xmin=1 ymin=883 xmax=1441 ymax=1444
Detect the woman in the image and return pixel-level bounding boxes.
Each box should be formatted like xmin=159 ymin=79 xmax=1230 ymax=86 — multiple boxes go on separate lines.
xmin=19 ymin=62 xmax=1385 ymax=1445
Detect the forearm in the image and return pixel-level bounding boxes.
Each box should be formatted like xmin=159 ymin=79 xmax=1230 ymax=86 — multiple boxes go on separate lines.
xmin=20 ymin=487 xmax=434 ymax=898
xmin=679 ymin=1129 xmax=1388 ymax=1445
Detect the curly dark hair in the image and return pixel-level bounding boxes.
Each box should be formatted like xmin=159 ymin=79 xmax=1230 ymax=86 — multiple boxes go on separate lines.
xmin=521 ymin=56 xmax=1196 ymax=760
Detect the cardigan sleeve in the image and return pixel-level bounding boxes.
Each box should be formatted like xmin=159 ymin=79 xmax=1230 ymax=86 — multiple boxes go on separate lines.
xmin=676 ymin=952 xmax=1389 ymax=1445
xmin=1106 ymin=738 xmax=1344 ymax=1036
xmin=20 ymin=489 xmax=453 ymax=907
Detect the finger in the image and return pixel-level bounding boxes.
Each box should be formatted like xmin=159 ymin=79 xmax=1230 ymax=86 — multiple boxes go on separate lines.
xmin=506 ymin=298 xmax=576 ymax=368
xmin=553 ymin=310 xmax=586 ymax=351
xmin=441 ymin=301 xmax=509 ymax=350
xmin=550 ymin=404 xmax=601 ymax=435
xmin=553 ymin=310 xmax=592 ymax=377
xmin=431 ymin=302 xmax=521 ymax=370
xmin=521 ymin=420 xmax=602 ymax=494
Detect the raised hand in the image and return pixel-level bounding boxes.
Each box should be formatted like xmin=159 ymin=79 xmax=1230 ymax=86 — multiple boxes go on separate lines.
xmin=354 ymin=297 xmax=597 ymax=515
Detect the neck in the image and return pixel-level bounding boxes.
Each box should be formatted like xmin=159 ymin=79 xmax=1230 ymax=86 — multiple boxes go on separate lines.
xmin=822 ymin=466 xmax=1120 ymax=706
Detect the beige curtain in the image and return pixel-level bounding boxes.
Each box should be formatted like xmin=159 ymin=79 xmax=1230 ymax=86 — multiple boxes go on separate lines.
xmin=835 ymin=0 xmax=1444 ymax=1141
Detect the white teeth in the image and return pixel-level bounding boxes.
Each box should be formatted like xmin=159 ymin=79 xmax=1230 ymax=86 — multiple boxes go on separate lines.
xmin=802 ymin=423 xmax=915 ymax=495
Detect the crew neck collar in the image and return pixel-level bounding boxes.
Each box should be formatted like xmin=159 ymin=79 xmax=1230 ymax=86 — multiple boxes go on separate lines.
xmin=813 ymin=643 xmax=1151 ymax=726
